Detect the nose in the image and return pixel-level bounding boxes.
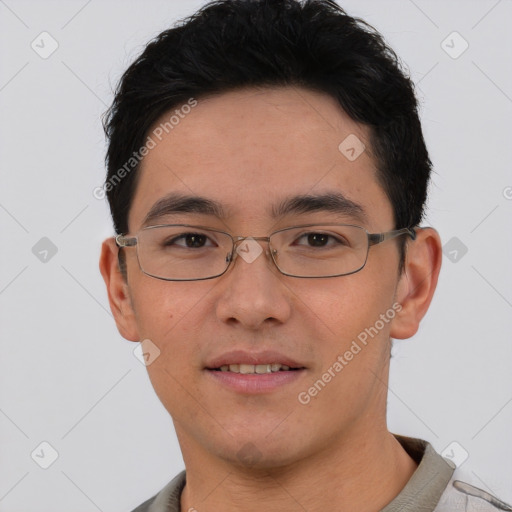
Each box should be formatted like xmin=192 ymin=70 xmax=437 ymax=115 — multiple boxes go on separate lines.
xmin=215 ymin=237 xmax=292 ymax=330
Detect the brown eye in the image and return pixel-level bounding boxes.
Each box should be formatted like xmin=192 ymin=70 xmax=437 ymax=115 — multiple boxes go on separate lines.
xmin=164 ymin=233 xmax=215 ymax=248
xmin=305 ymin=233 xmax=329 ymax=247
xmin=294 ymin=232 xmax=347 ymax=248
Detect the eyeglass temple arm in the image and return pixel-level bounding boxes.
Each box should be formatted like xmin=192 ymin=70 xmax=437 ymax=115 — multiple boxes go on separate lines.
xmin=368 ymin=227 xmax=416 ymax=246
xmin=115 ymin=234 xmax=137 ymax=248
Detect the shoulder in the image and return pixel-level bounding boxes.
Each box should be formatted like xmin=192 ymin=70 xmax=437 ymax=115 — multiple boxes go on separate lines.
xmin=434 ymin=469 xmax=512 ymax=511
xmin=391 ymin=435 xmax=511 ymax=512
xmin=130 ymin=470 xmax=186 ymax=512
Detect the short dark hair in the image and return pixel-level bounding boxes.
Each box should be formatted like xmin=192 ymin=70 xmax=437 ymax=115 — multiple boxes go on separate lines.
xmin=103 ymin=0 xmax=431 ymax=249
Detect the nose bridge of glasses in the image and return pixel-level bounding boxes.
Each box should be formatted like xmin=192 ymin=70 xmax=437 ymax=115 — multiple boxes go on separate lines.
xmin=229 ymin=235 xmax=274 ymax=263
xmin=233 ymin=235 xmax=270 ymax=242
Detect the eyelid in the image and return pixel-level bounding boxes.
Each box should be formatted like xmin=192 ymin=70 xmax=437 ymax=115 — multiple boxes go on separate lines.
xmin=159 ymin=228 xmax=225 ymax=250
xmin=292 ymin=228 xmax=349 ymax=243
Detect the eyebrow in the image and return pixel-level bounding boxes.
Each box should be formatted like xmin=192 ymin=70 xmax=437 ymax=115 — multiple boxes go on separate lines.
xmin=271 ymin=192 xmax=366 ymax=222
xmin=142 ymin=193 xmax=229 ymax=227
xmin=141 ymin=191 xmax=367 ymax=227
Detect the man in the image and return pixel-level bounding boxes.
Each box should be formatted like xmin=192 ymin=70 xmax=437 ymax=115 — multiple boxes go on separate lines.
xmin=99 ymin=1 xmax=511 ymax=510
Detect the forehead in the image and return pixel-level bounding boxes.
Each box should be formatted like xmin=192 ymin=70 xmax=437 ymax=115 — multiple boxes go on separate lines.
xmin=128 ymin=86 xmax=393 ymax=232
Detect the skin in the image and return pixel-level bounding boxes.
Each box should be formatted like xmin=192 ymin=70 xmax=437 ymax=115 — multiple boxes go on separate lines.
xmin=100 ymin=86 xmax=442 ymax=512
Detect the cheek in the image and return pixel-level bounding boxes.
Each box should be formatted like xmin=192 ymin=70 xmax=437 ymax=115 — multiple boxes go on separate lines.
xmin=295 ymin=271 xmax=395 ymax=345
xmin=130 ymin=278 xmax=214 ymax=340
xmin=130 ymin=281 xmax=213 ymax=415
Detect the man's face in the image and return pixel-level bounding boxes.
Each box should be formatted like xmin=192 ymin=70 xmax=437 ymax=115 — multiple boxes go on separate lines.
xmin=121 ymin=87 xmax=405 ymax=468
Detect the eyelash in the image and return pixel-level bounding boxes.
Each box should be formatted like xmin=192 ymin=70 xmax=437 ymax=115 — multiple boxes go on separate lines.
xmin=166 ymin=231 xmax=346 ymax=249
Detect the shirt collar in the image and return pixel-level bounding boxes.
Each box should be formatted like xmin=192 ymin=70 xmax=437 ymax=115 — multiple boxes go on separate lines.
xmin=148 ymin=435 xmax=455 ymax=512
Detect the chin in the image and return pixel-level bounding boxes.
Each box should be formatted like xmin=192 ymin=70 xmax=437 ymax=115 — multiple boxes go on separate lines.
xmin=210 ymin=433 xmax=306 ymax=472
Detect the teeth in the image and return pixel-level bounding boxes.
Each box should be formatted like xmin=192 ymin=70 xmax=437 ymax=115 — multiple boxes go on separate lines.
xmin=239 ymin=364 xmax=254 ymax=374
xmin=217 ymin=363 xmax=293 ymax=373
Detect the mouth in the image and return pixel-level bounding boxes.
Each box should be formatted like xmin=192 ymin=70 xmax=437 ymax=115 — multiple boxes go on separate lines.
xmin=205 ymin=353 xmax=306 ymax=393
xmin=204 ymin=350 xmax=307 ymax=393
xmin=209 ymin=363 xmax=303 ymax=374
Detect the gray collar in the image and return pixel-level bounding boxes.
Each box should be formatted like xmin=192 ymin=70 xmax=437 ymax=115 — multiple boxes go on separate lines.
xmin=146 ymin=435 xmax=454 ymax=512
xmin=381 ymin=435 xmax=455 ymax=511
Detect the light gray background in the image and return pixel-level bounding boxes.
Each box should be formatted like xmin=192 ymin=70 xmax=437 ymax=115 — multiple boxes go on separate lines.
xmin=1 ymin=0 xmax=511 ymax=510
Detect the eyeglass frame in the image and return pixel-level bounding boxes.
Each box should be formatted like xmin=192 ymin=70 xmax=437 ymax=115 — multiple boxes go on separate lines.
xmin=115 ymin=223 xmax=417 ymax=281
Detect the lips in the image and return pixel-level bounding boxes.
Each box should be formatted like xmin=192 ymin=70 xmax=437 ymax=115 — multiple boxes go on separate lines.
xmin=205 ymin=350 xmax=305 ymax=371
xmin=214 ymin=363 xmax=296 ymax=374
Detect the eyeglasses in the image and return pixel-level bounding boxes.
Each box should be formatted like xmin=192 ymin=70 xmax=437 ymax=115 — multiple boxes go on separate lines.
xmin=115 ymin=223 xmax=416 ymax=281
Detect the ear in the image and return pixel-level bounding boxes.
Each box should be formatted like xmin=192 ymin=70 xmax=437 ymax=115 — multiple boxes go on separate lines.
xmin=390 ymin=227 xmax=442 ymax=339
xmin=99 ymin=237 xmax=140 ymax=342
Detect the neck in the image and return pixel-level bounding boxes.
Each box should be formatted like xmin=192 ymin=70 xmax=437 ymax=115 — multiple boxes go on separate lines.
xmin=178 ymin=427 xmax=418 ymax=512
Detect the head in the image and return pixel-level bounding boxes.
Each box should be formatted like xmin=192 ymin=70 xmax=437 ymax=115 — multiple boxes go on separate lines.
xmin=100 ymin=0 xmax=441 ymax=470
